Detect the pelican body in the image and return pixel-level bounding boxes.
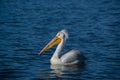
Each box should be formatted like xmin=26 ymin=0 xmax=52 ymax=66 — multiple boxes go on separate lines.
xmin=39 ymin=30 xmax=85 ymax=65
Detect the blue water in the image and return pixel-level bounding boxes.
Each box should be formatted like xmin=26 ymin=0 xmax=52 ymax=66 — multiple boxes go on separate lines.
xmin=0 ymin=0 xmax=120 ymax=80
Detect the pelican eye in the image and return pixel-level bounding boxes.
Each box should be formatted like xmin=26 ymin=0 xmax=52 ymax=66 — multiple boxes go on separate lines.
xmin=57 ymin=33 xmax=60 ymax=38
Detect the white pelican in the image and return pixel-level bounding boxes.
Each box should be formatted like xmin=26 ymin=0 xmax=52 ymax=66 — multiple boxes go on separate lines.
xmin=39 ymin=29 xmax=85 ymax=65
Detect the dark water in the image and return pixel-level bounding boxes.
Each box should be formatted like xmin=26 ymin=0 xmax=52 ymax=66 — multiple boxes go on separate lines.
xmin=0 ymin=0 xmax=120 ymax=80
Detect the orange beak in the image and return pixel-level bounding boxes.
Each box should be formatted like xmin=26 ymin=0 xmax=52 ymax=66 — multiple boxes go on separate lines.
xmin=39 ymin=36 xmax=61 ymax=55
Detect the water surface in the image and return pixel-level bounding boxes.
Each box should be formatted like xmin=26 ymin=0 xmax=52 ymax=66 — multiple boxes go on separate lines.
xmin=0 ymin=0 xmax=120 ymax=80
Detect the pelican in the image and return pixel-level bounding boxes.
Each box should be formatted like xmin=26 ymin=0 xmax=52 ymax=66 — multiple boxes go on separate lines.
xmin=39 ymin=29 xmax=85 ymax=65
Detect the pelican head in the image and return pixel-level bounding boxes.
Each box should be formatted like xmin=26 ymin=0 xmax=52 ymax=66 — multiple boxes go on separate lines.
xmin=39 ymin=29 xmax=68 ymax=55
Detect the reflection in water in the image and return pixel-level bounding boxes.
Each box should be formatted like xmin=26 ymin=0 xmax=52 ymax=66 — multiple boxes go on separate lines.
xmin=39 ymin=64 xmax=85 ymax=79
xmin=51 ymin=64 xmax=85 ymax=71
xmin=50 ymin=64 xmax=85 ymax=77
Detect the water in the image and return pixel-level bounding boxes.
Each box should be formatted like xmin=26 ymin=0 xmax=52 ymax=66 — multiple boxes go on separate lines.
xmin=0 ymin=0 xmax=120 ymax=80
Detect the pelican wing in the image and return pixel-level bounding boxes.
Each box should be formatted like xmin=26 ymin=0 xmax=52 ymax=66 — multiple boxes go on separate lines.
xmin=60 ymin=50 xmax=85 ymax=65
